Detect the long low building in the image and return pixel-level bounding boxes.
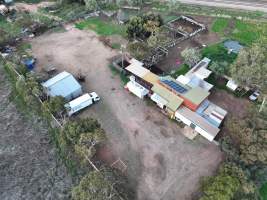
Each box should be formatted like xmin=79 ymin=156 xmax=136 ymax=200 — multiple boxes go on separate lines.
xmin=175 ymin=106 xmax=220 ymax=141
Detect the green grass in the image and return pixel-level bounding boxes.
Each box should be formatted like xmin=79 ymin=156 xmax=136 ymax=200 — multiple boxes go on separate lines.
xmin=230 ymin=20 xmax=267 ymax=46
xmin=39 ymin=2 xmax=87 ymax=22
xmin=260 ymin=183 xmax=267 ymax=200
xmin=212 ymin=18 xmax=229 ymax=34
xmin=108 ymin=64 xmax=129 ymax=85
xmin=201 ymin=43 xmax=237 ymax=64
xmin=170 ymin=64 xmax=190 ymax=79
xmin=162 ymin=15 xmax=178 ymax=23
xmin=75 ymin=18 xmax=126 ymax=37
xmin=206 ymin=73 xmax=228 ymax=90
xmin=0 ymin=17 xmax=21 ymax=44
xmin=111 ymin=43 xmax=121 ymax=50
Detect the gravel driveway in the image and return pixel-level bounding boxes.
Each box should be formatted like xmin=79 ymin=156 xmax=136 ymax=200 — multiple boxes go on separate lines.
xmin=179 ymin=0 xmax=267 ymax=13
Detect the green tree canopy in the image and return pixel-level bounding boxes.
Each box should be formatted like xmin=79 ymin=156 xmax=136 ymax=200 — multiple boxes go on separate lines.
xmin=230 ymin=44 xmax=267 ymax=111
xmin=72 ymin=167 xmax=134 ymax=200
xmin=126 ymin=12 xmax=163 ymax=39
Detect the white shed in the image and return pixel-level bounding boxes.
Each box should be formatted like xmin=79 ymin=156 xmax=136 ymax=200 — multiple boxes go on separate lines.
xmin=42 ymin=71 xmax=82 ymax=101
xmin=226 ymin=79 xmax=238 ymax=91
xmin=126 ymin=76 xmax=149 ymax=99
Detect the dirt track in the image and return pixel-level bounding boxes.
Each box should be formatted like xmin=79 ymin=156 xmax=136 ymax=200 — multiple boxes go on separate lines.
xmin=180 ymin=0 xmax=267 ymax=13
xmin=31 ymin=26 xmax=223 ymax=200
xmin=0 ymin=67 xmax=72 ymax=200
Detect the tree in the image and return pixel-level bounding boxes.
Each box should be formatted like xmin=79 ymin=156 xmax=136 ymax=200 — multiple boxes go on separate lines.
xmin=181 ymin=47 xmax=201 ymax=67
xmin=126 ymin=16 xmax=144 ymax=39
xmin=126 ymin=12 xmax=163 ymax=39
xmin=147 ymin=34 xmax=158 ymax=47
xmin=225 ymin=106 xmax=267 ymax=166
xmin=200 ymin=175 xmax=240 ymax=200
xmin=84 ymin=0 xmax=98 ymax=10
xmin=43 ymin=96 xmax=66 ymax=116
xmin=230 ymin=44 xmax=267 ymax=112
xmin=75 ymin=128 xmax=106 ymax=164
xmin=209 ymin=61 xmax=229 ymax=76
xmin=72 ymin=167 xmax=134 ymax=200
xmin=200 ymin=162 xmax=260 ymax=200
xmin=62 ymin=118 xmax=101 ymax=144
xmin=72 ymin=171 xmax=117 ymax=200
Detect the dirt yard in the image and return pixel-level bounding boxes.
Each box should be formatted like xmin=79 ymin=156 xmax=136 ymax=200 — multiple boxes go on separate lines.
xmin=31 ymin=25 xmax=223 ymax=200
xmin=0 ymin=67 xmax=72 ymax=200
xmin=209 ymin=89 xmax=250 ymax=119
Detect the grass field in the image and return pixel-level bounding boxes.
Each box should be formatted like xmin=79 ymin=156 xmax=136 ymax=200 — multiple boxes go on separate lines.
xmin=260 ymin=183 xmax=267 ymax=200
xmin=212 ymin=18 xmax=229 ymax=33
xmin=170 ymin=64 xmax=190 ymax=78
xmin=201 ymin=43 xmax=237 ymax=64
xmin=75 ymin=18 xmax=126 ymax=37
xmin=231 ymin=20 xmax=267 ymax=45
xmin=211 ymin=18 xmax=267 ymax=46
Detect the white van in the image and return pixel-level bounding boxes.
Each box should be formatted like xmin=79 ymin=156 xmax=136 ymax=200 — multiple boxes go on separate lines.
xmin=65 ymin=92 xmax=100 ymax=116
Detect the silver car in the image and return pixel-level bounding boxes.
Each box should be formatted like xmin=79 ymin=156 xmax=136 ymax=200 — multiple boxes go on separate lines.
xmin=249 ymin=91 xmax=260 ymax=101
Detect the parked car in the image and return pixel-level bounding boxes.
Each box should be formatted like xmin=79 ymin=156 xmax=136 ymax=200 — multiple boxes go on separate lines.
xmin=249 ymin=91 xmax=260 ymax=101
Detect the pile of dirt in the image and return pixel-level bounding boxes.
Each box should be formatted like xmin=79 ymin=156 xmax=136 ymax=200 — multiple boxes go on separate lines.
xmin=0 ymin=68 xmax=73 ymax=200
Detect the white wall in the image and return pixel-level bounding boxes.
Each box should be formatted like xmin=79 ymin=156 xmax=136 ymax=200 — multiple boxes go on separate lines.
xmin=175 ymin=112 xmax=215 ymax=141
xmin=195 ymin=126 xmax=214 ymax=141
xmin=175 ymin=112 xmax=192 ymax=126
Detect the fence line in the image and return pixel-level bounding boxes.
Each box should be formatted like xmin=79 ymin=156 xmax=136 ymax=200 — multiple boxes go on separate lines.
xmin=4 ymin=61 xmax=127 ymax=200
xmin=4 ymin=61 xmax=62 ymax=128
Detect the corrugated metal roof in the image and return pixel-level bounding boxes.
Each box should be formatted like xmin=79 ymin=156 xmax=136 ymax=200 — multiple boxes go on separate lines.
xmin=42 ymin=71 xmax=81 ymax=98
xmin=224 ymin=40 xmax=243 ymax=54
xmin=176 ymin=106 xmax=220 ymax=140
xmin=152 ymin=83 xmax=184 ymax=112
xmin=143 ymin=72 xmax=159 ymax=85
xmin=125 ymin=59 xmax=149 ymax=79
xmin=183 ymin=87 xmax=209 ymax=106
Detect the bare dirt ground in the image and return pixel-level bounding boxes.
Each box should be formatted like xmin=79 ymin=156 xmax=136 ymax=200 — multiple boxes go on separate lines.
xmin=0 ymin=67 xmax=72 ymax=200
xmin=157 ymin=15 xmax=220 ymax=73
xmin=209 ymin=89 xmax=250 ymax=119
xmin=180 ymin=0 xmax=267 ymax=13
xmin=31 ymin=26 xmax=223 ymax=200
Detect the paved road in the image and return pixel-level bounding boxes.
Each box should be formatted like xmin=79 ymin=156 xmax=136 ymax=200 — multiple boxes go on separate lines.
xmin=180 ymin=0 xmax=267 ymax=13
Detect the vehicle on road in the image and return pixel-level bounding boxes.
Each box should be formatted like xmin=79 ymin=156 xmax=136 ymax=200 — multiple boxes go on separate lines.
xmin=64 ymin=92 xmax=100 ymax=116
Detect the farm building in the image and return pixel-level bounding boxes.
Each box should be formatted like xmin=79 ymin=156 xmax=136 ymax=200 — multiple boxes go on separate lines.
xmin=124 ymin=58 xmax=227 ymax=142
xmin=226 ymin=79 xmax=239 ymax=91
xmin=224 ymin=40 xmax=244 ymax=54
xmin=42 ymin=71 xmax=82 ymax=101
xmin=177 ymin=57 xmax=213 ymax=91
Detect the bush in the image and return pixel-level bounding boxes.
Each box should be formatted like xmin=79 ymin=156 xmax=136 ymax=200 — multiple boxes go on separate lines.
xmin=126 ymin=12 xmax=163 ymax=39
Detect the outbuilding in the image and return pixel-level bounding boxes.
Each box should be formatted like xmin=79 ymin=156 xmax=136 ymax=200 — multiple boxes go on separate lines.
xmin=226 ymin=79 xmax=239 ymax=91
xmin=42 ymin=71 xmax=82 ymax=101
xmin=126 ymin=76 xmax=149 ymax=99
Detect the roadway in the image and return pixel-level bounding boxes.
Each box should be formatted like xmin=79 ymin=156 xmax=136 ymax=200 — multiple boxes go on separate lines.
xmin=179 ymin=0 xmax=267 ymax=13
